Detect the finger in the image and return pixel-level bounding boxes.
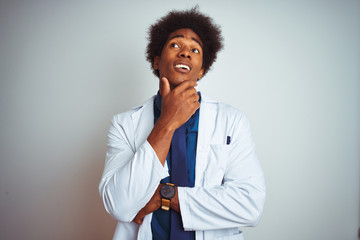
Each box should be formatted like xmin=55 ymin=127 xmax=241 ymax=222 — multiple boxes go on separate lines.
xmin=159 ymin=77 xmax=170 ymax=97
xmin=183 ymin=87 xmax=198 ymax=98
xmin=133 ymin=208 xmax=145 ymax=224
xmin=134 ymin=211 xmax=145 ymax=224
xmin=186 ymin=101 xmax=200 ymax=118
xmin=137 ymin=217 xmax=144 ymax=224
xmin=133 ymin=217 xmax=143 ymax=225
xmin=187 ymin=93 xmax=200 ymax=102
xmin=191 ymin=101 xmax=200 ymax=112
xmin=133 ymin=215 xmax=140 ymax=224
xmin=133 ymin=218 xmax=140 ymax=224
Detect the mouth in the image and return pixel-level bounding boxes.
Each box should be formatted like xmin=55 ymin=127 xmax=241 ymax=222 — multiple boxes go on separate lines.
xmin=174 ymin=64 xmax=191 ymax=72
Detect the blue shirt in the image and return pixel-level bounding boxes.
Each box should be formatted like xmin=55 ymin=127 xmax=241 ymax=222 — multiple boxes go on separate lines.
xmin=151 ymin=92 xmax=199 ymax=240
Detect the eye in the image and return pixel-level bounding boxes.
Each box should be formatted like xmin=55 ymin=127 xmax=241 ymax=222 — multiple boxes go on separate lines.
xmin=170 ymin=43 xmax=180 ymax=48
xmin=192 ymin=48 xmax=200 ymax=54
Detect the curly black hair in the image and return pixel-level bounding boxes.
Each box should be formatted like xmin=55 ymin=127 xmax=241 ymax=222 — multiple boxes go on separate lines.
xmin=146 ymin=7 xmax=223 ymax=78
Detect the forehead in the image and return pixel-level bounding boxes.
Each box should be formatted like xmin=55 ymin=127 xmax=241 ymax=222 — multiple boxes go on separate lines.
xmin=166 ymin=28 xmax=203 ymax=47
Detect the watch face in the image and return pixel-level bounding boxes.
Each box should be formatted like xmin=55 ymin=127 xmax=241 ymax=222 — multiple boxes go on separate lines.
xmin=160 ymin=185 xmax=175 ymax=199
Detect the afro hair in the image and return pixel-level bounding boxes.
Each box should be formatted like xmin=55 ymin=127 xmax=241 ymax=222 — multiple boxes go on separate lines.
xmin=146 ymin=7 xmax=223 ymax=78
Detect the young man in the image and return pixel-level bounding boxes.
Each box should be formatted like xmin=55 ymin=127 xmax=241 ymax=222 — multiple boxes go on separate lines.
xmin=99 ymin=8 xmax=265 ymax=240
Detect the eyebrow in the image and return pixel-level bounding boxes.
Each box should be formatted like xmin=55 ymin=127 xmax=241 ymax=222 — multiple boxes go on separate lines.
xmin=168 ymin=35 xmax=203 ymax=48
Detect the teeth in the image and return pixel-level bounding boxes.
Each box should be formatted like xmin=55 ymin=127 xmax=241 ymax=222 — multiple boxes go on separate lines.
xmin=175 ymin=64 xmax=190 ymax=71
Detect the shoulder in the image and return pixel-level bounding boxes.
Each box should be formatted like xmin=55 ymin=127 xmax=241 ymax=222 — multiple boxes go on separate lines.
xmin=200 ymin=93 xmax=251 ymax=135
xmin=111 ymin=96 xmax=155 ymax=126
xmin=107 ymin=96 xmax=155 ymax=144
xmin=201 ymin=93 xmax=245 ymax=119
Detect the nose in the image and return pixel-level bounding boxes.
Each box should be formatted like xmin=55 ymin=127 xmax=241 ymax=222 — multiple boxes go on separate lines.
xmin=178 ymin=48 xmax=191 ymax=59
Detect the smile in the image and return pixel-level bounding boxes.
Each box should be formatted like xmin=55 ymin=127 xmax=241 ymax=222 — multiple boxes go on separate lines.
xmin=174 ymin=64 xmax=191 ymax=71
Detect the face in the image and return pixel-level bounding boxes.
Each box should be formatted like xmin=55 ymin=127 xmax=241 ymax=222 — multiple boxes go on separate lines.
xmin=153 ymin=28 xmax=204 ymax=89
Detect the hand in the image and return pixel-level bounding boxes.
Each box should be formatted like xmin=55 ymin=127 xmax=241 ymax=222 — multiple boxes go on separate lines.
xmin=133 ymin=185 xmax=162 ymax=225
xmin=158 ymin=77 xmax=200 ymax=131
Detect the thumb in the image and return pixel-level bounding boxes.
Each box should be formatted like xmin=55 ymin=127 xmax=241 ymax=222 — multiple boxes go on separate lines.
xmin=159 ymin=77 xmax=170 ymax=97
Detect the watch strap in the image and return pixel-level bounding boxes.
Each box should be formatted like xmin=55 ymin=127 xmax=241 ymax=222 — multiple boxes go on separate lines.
xmin=161 ymin=198 xmax=171 ymax=211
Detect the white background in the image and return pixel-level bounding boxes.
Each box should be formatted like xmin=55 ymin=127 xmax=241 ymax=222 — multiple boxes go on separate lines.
xmin=0 ymin=0 xmax=359 ymax=239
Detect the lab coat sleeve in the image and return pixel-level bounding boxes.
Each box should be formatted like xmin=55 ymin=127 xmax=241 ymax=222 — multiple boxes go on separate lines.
xmin=99 ymin=113 xmax=169 ymax=223
xmin=178 ymin=114 xmax=266 ymax=231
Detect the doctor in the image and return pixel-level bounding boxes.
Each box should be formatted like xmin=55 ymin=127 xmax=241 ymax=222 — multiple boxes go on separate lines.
xmin=99 ymin=7 xmax=266 ymax=240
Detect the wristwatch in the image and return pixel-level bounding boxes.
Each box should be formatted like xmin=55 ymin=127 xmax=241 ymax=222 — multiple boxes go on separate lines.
xmin=160 ymin=183 xmax=175 ymax=211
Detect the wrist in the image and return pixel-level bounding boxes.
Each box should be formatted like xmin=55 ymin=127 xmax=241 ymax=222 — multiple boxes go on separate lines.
xmin=170 ymin=186 xmax=180 ymax=213
xmin=156 ymin=116 xmax=177 ymax=133
xmin=160 ymin=183 xmax=175 ymax=211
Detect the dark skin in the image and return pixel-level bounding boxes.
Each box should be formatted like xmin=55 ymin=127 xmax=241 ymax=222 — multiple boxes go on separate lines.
xmin=133 ymin=28 xmax=204 ymax=225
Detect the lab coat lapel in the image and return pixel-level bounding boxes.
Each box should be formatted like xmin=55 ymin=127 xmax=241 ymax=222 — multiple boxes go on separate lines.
xmin=131 ymin=96 xmax=155 ymax=151
xmin=195 ymin=93 xmax=218 ymax=187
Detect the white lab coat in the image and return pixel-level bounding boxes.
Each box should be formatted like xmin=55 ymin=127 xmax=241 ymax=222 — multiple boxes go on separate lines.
xmin=99 ymin=93 xmax=266 ymax=240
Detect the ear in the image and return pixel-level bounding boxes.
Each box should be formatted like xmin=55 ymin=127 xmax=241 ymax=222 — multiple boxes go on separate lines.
xmin=198 ymin=68 xmax=204 ymax=80
xmin=153 ymin=56 xmax=160 ymax=70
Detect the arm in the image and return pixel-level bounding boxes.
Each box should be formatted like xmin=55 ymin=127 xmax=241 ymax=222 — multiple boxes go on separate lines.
xmin=147 ymin=77 xmax=200 ymax=165
xmin=132 ymin=77 xmax=200 ymax=224
xmin=99 ymin=114 xmax=169 ymax=222
xmin=99 ymin=77 xmax=199 ymax=223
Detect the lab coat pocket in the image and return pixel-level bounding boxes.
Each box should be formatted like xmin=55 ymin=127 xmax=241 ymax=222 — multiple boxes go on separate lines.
xmin=204 ymin=144 xmax=230 ymax=186
xmin=215 ymin=231 xmax=244 ymax=240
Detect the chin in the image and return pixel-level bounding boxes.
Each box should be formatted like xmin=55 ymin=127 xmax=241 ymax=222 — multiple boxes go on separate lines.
xmin=168 ymin=76 xmax=185 ymax=85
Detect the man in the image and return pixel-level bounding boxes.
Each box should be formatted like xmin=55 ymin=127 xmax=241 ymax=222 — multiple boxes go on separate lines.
xmin=99 ymin=7 xmax=265 ymax=240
